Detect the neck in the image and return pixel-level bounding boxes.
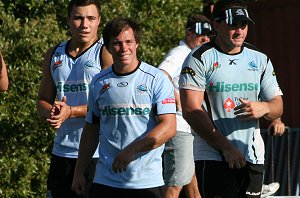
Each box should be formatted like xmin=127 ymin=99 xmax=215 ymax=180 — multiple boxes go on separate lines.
xmin=68 ymin=37 xmax=98 ymax=56
xmin=114 ymin=59 xmax=139 ymax=74
xmin=215 ymin=37 xmax=242 ymax=54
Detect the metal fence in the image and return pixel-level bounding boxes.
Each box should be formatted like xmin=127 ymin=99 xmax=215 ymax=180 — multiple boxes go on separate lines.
xmin=262 ymin=127 xmax=300 ymax=196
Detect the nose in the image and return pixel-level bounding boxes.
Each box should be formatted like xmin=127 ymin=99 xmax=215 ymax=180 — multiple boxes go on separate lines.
xmin=81 ymin=18 xmax=88 ymax=28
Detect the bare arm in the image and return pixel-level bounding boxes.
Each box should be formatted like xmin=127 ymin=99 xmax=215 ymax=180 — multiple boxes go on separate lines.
xmin=112 ymin=113 xmax=176 ymax=173
xmin=36 ymin=47 xmax=57 ymax=120
xmin=180 ymin=89 xmax=246 ymax=169
xmin=72 ymin=123 xmax=99 ymax=195
xmin=0 ymin=50 xmax=9 ymax=91
xmin=268 ymin=118 xmax=285 ymax=136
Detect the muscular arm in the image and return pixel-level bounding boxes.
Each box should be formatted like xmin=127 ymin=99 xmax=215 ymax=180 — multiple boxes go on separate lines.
xmin=36 ymin=47 xmax=57 ymax=120
xmin=72 ymin=123 xmax=99 ymax=195
xmin=0 ymin=50 xmax=9 ymax=91
xmin=180 ymin=89 xmax=246 ymax=169
xmin=112 ymin=113 xmax=176 ymax=173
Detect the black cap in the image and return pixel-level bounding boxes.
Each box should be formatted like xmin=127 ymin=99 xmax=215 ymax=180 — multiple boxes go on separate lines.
xmin=185 ymin=14 xmax=213 ymax=35
xmin=213 ymin=7 xmax=254 ymax=25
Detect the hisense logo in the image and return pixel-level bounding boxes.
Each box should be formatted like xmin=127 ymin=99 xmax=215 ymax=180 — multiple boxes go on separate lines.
xmin=56 ymin=81 xmax=88 ymax=93
xmin=209 ymin=82 xmax=259 ymax=92
xmin=100 ymin=105 xmax=150 ymax=116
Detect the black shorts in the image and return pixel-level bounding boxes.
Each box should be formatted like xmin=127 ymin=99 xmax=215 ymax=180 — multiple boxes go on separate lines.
xmin=195 ymin=160 xmax=264 ymax=198
xmin=47 ymin=154 xmax=97 ymax=198
xmin=90 ymin=183 xmax=165 ymax=198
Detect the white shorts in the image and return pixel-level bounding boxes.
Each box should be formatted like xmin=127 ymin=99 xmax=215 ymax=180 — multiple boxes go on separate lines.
xmin=163 ymin=131 xmax=195 ymax=186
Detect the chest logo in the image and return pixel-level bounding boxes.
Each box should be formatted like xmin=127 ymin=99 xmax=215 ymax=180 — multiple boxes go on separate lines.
xmin=100 ymin=83 xmax=110 ymax=96
xmin=213 ymin=62 xmax=221 ymax=71
xmin=52 ymin=60 xmax=63 ymax=71
xmin=136 ymin=84 xmax=148 ymax=93
xmin=117 ymin=82 xmax=128 ymax=87
xmin=224 ymin=98 xmax=235 ymax=112
xmin=229 ymin=59 xmax=238 ymax=65
xmin=84 ymin=60 xmax=94 ymax=68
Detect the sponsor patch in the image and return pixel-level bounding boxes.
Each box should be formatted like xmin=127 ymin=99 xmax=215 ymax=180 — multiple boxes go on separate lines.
xmin=181 ymin=67 xmax=196 ymax=76
xmin=224 ymin=98 xmax=235 ymax=112
xmin=162 ymin=98 xmax=175 ymax=104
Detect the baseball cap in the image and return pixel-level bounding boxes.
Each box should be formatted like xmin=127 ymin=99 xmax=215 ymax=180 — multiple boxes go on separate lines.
xmin=185 ymin=14 xmax=213 ymax=36
xmin=212 ymin=0 xmax=254 ymax=25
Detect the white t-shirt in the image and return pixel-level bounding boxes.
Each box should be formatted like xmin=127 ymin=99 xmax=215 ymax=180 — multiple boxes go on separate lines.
xmin=158 ymin=40 xmax=192 ymax=133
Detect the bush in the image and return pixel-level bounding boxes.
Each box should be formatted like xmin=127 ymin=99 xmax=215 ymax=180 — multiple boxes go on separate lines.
xmin=0 ymin=0 xmax=206 ymax=196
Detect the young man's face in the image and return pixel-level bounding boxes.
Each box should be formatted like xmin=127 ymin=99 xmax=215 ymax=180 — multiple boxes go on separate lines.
xmin=214 ymin=20 xmax=248 ymax=52
xmin=187 ymin=31 xmax=211 ymax=49
xmin=68 ymin=4 xmax=101 ymax=45
xmin=109 ymin=28 xmax=139 ymax=68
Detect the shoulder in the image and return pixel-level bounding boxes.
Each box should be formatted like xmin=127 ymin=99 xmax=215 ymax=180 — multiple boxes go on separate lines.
xmin=91 ymin=67 xmax=113 ymax=85
xmin=243 ymin=42 xmax=269 ymax=59
xmin=139 ymin=62 xmax=165 ymax=77
xmin=191 ymin=42 xmax=214 ymax=60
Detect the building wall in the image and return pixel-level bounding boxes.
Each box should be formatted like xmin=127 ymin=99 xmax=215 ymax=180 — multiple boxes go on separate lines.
xmin=246 ymin=0 xmax=300 ymax=128
xmin=246 ymin=1 xmax=300 ymax=195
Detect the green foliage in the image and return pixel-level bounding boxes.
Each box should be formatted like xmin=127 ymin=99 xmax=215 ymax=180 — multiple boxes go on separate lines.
xmin=0 ymin=0 xmax=206 ymax=196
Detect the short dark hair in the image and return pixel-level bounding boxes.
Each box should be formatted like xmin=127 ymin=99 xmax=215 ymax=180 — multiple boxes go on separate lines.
xmin=212 ymin=0 xmax=247 ymax=20
xmin=67 ymin=0 xmax=101 ymax=18
xmin=102 ymin=17 xmax=142 ymax=48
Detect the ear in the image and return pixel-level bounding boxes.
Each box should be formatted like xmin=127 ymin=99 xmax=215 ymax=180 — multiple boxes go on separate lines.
xmin=98 ymin=15 xmax=101 ymax=26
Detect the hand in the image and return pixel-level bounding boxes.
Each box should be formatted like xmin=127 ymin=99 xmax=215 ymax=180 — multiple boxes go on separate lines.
xmin=222 ymin=144 xmax=246 ymax=169
xmin=71 ymin=173 xmax=86 ymax=196
xmin=268 ymin=119 xmax=285 ymax=136
xmin=47 ymin=96 xmax=71 ymax=128
xmin=234 ymin=98 xmax=267 ymax=120
xmin=112 ymin=146 xmax=137 ymax=173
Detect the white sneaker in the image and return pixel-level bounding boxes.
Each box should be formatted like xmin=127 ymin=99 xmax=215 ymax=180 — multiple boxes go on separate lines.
xmin=261 ymin=182 xmax=280 ymax=197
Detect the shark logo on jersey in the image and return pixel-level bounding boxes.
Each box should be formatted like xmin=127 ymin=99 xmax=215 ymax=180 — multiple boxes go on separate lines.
xmin=100 ymin=83 xmax=110 ymax=96
xmin=52 ymin=60 xmax=63 ymax=72
xmin=248 ymin=61 xmax=258 ymax=71
xmin=136 ymin=84 xmax=148 ymax=94
xmin=84 ymin=60 xmax=94 ymax=68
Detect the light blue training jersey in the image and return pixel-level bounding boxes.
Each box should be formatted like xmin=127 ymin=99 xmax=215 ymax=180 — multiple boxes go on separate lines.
xmin=50 ymin=39 xmax=104 ymax=158
xmin=86 ymin=61 xmax=176 ymax=189
xmin=179 ymin=41 xmax=283 ymax=164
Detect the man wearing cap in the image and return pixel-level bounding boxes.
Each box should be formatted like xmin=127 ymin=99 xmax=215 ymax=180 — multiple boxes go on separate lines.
xmin=179 ymin=0 xmax=283 ymax=197
xmin=159 ymin=14 xmax=212 ymax=198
